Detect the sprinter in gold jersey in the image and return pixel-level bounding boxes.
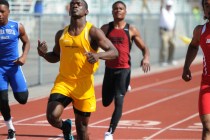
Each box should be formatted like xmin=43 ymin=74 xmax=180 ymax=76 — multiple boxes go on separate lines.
xmin=37 ymin=0 xmax=118 ymax=140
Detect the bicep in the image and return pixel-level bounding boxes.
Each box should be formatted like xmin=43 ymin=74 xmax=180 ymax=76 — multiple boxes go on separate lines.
xmin=131 ymin=27 xmax=146 ymax=50
xmin=90 ymin=27 xmax=113 ymax=51
xmin=52 ymin=30 xmax=62 ymax=56
xmin=190 ymin=25 xmax=201 ymax=47
xmin=19 ymin=23 xmax=29 ymax=44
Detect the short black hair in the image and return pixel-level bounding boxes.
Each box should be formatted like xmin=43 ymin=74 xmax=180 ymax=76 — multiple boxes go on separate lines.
xmin=112 ymin=1 xmax=126 ymax=9
xmin=202 ymin=0 xmax=207 ymax=20
xmin=83 ymin=0 xmax=88 ymax=10
xmin=0 ymin=0 xmax=9 ymax=8
xmin=70 ymin=0 xmax=88 ymax=9
xmin=202 ymin=0 xmax=204 ymax=9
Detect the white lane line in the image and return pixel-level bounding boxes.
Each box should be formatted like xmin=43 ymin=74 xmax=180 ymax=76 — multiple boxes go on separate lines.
xmin=169 ymin=128 xmax=202 ymax=132
xmin=130 ymin=71 xmax=201 ymax=92
xmin=89 ymin=87 xmax=199 ymax=126
xmin=144 ymin=113 xmax=199 ymax=140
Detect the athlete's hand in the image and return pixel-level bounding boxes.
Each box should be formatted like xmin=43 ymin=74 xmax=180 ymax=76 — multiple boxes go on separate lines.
xmin=140 ymin=58 xmax=150 ymax=73
xmin=37 ymin=40 xmax=48 ymax=57
xmin=85 ymin=52 xmax=99 ymax=64
xmin=182 ymin=68 xmax=192 ymax=82
xmin=13 ymin=56 xmax=25 ymax=66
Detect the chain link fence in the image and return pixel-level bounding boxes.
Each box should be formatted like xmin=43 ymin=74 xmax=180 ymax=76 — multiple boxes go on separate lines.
xmin=10 ymin=12 xmax=203 ymax=86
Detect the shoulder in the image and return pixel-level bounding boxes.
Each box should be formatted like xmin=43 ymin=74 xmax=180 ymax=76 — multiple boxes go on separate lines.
xmin=55 ymin=29 xmax=65 ymax=39
xmin=89 ymin=25 xmax=107 ymax=41
xmin=129 ymin=24 xmax=137 ymax=31
xmin=6 ymin=20 xmax=19 ymax=28
xmin=101 ymin=23 xmax=109 ymax=29
xmin=194 ymin=24 xmax=204 ymax=35
xmin=57 ymin=29 xmax=64 ymax=34
xmin=8 ymin=19 xmax=18 ymax=24
xmin=100 ymin=23 xmax=109 ymax=34
xmin=191 ymin=24 xmax=204 ymax=44
xmin=129 ymin=24 xmax=140 ymax=35
xmin=90 ymin=25 xmax=103 ymax=35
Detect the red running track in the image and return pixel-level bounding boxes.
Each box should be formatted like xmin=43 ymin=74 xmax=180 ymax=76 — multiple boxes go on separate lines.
xmin=0 ymin=63 xmax=203 ymax=140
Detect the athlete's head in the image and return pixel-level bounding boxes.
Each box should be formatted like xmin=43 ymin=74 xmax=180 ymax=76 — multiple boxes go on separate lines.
xmin=112 ymin=1 xmax=127 ymax=21
xmin=69 ymin=0 xmax=88 ymax=17
xmin=165 ymin=0 xmax=173 ymax=11
xmin=0 ymin=0 xmax=10 ymax=25
xmin=202 ymin=0 xmax=210 ymax=20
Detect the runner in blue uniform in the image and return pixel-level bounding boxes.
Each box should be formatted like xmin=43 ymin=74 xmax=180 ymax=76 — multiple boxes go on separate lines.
xmin=0 ymin=0 xmax=30 ymax=140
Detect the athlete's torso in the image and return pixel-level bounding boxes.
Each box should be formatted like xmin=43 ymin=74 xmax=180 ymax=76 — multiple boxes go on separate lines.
xmin=106 ymin=22 xmax=131 ymax=68
xmin=59 ymin=21 xmax=99 ymax=80
xmin=200 ymin=23 xmax=210 ymax=77
xmin=0 ymin=20 xmax=19 ymax=64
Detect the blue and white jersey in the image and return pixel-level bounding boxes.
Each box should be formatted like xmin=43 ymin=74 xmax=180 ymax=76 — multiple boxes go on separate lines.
xmin=0 ymin=20 xmax=19 ymax=64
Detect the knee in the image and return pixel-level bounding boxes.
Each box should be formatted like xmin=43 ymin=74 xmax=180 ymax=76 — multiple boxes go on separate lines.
xmin=75 ymin=114 xmax=89 ymax=138
xmin=46 ymin=102 xmax=64 ymax=126
xmin=0 ymin=90 xmax=9 ymax=108
xmin=46 ymin=113 xmax=55 ymax=125
xmin=103 ymin=101 xmax=110 ymax=107
xmin=203 ymin=121 xmax=210 ymax=133
xmin=115 ymin=95 xmax=124 ymax=107
xmin=76 ymin=121 xmax=88 ymax=132
xmin=46 ymin=108 xmax=57 ymax=124
xmin=14 ymin=91 xmax=28 ymax=104
xmin=46 ymin=111 xmax=62 ymax=128
xmin=102 ymin=98 xmax=113 ymax=107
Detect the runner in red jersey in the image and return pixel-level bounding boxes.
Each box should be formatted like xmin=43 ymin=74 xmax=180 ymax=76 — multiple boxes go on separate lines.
xmin=105 ymin=21 xmax=131 ymax=69
xmin=101 ymin=1 xmax=150 ymax=140
xmin=182 ymin=0 xmax=210 ymax=139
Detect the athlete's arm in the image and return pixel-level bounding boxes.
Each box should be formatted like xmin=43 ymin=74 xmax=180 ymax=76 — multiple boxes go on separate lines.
xmin=182 ymin=25 xmax=201 ymax=82
xmin=13 ymin=23 xmax=30 ymax=65
xmin=130 ymin=25 xmax=150 ymax=73
xmin=85 ymin=26 xmax=118 ymax=64
xmin=37 ymin=30 xmax=62 ymax=63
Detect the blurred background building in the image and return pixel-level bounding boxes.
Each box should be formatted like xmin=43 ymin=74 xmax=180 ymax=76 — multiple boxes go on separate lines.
xmin=6 ymin=0 xmax=203 ymax=86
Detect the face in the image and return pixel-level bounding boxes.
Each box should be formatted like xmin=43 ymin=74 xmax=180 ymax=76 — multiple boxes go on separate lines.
xmin=0 ymin=4 xmax=9 ymax=25
xmin=204 ymin=0 xmax=210 ymax=19
xmin=69 ymin=0 xmax=88 ymax=17
xmin=112 ymin=3 xmax=126 ymax=20
xmin=166 ymin=5 xmax=172 ymax=10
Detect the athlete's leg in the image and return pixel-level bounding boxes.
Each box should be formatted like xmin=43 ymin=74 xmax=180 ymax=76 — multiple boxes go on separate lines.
xmin=0 ymin=90 xmax=11 ymax=121
xmin=46 ymin=93 xmax=72 ymax=129
xmin=0 ymin=91 xmax=16 ymax=139
xmin=102 ymin=67 xmax=115 ymax=107
xmin=74 ymin=108 xmax=91 ymax=140
xmin=108 ymin=69 xmax=130 ymax=134
xmin=0 ymin=66 xmax=12 ymax=120
xmin=0 ymin=66 xmax=16 ymax=137
xmin=199 ymin=81 xmax=210 ymax=140
xmin=8 ymin=65 xmax=28 ymax=104
xmin=108 ymin=94 xmax=124 ymax=134
xmin=200 ymin=114 xmax=210 ymax=140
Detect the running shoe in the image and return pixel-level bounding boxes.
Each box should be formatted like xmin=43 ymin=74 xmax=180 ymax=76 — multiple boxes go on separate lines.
xmin=104 ymin=132 xmax=113 ymax=140
xmin=63 ymin=119 xmax=74 ymax=140
xmin=7 ymin=129 xmax=16 ymax=140
xmin=127 ymin=85 xmax=132 ymax=91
